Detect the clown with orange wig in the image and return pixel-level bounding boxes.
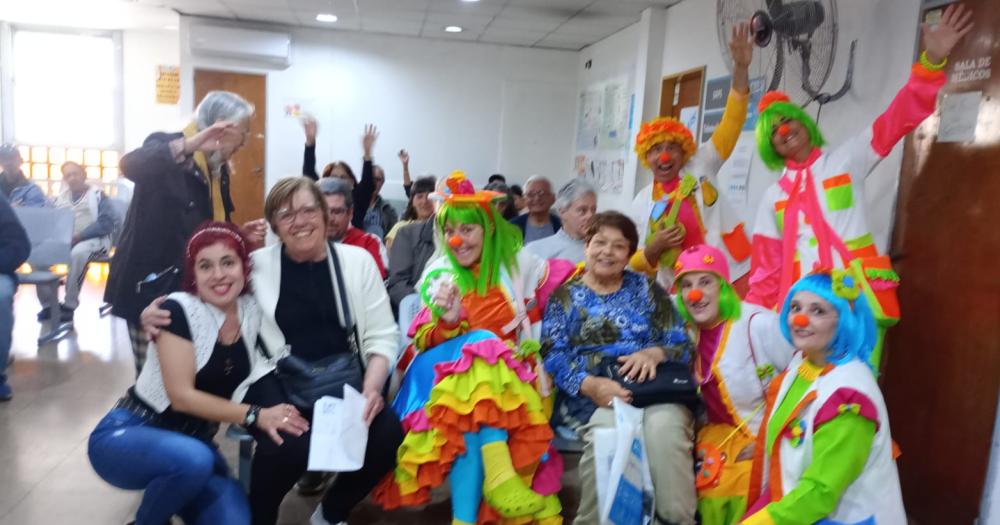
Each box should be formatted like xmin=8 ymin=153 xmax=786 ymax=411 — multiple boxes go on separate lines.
xmin=745 ymin=3 xmax=973 ymax=369
xmin=629 ymin=22 xmax=755 ymax=291
xmin=374 ymin=172 xmax=576 ymax=525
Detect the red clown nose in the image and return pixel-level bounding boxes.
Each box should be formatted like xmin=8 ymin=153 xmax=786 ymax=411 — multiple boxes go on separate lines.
xmin=658 ymin=152 xmax=672 ymax=164
xmin=687 ymin=289 xmax=704 ymax=303
xmin=793 ymin=314 xmax=809 ymax=328
xmin=448 ymin=235 xmax=463 ymax=248
xmin=777 ymin=123 xmax=791 ymax=137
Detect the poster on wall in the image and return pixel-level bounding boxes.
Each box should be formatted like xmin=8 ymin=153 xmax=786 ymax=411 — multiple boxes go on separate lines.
xmin=575 ymin=75 xmax=633 ymax=194
xmin=156 ymin=65 xmax=180 ymax=105
xmin=575 ymin=152 xmax=626 ymax=194
xmin=700 ymin=75 xmax=766 ymax=142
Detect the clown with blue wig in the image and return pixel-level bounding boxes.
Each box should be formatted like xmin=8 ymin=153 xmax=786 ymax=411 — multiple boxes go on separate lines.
xmin=740 ymin=271 xmax=905 ymax=525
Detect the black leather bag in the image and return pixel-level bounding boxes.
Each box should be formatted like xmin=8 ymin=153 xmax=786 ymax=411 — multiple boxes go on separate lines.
xmin=272 ymin=242 xmax=366 ymax=410
xmin=135 ymin=266 xmax=181 ymax=307
xmin=597 ymin=355 xmax=698 ymax=409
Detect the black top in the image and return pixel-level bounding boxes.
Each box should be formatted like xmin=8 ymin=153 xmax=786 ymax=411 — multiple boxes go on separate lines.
xmin=275 ymin=247 xmax=352 ymax=362
xmin=301 ymin=144 xmax=375 ymax=230
xmin=143 ymin=298 xmax=251 ymax=436
xmin=160 ymin=299 xmax=251 ymax=399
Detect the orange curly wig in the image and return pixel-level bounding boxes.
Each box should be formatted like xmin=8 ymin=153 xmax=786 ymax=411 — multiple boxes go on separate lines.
xmin=634 ymin=117 xmax=696 ymax=169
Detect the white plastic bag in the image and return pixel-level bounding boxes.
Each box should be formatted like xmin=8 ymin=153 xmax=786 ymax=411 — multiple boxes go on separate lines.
xmin=600 ymin=398 xmax=655 ymax=525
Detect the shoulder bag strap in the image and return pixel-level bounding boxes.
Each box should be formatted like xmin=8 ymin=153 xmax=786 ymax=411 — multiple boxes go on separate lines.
xmin=328 ymin=241 xmax=367 ymax=374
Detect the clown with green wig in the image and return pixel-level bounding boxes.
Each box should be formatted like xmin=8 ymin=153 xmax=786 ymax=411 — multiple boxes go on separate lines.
xmin=629 ymin=22 xmax=755 ymax=292
xmin=746 ymin=3 xmax=973 ymax=369
xmin=673 ymin=244 xmax=794 ymax=525
xmin=374 ymin=172 xmax=577 ymax=525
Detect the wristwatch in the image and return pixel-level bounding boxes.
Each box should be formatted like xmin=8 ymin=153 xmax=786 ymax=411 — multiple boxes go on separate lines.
xmin=242 ymin=405 xmax=261 ymax=429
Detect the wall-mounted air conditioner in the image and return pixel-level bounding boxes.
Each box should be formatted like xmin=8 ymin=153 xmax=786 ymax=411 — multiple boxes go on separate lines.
xmin=188 ymin=24 xmax=291 ymax=67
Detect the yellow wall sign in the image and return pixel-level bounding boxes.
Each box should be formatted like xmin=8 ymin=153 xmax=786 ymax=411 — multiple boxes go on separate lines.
xmin=156 ymin=65 xmax=180 ymax=105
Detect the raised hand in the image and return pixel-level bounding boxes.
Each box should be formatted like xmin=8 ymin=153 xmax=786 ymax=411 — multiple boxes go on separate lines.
xmin=398 ymin=149 xmax=410 ymax=166
xmin=302 ymin=117 xmax=317 ymax=146
xmin=922 ymin=3 xmax=974 ymax=64
xmin=362 ymin=124 xmax=379 ymax=159
xmin=729 ymin=21 xmax=753 ymax=68
xmin=183 ymin=121 xmax=239 ymax=154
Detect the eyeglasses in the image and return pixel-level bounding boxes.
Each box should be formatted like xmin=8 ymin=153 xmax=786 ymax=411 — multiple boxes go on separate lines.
xmin=525 ymin=191 xmax=550 ymax=199
xmin=275 ymin=204 xmax=322 ymax=224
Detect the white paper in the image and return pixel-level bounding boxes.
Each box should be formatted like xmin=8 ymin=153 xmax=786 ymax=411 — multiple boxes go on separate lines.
xmin=938 ymin=91 xmax=981 ymax=143
xmin=307 ymin=384 xmax=368 ymax=472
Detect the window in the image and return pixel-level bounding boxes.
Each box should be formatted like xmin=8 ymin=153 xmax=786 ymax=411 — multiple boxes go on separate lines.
xmin=2 ymin=26 xmax=122 ymax=196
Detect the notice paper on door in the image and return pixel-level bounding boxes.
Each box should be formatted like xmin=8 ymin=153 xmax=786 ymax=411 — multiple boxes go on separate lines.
xmin=938 ymin=91 xmax=981 ymax=143
xmin=307 ymin=384 xmax=368 ymax=472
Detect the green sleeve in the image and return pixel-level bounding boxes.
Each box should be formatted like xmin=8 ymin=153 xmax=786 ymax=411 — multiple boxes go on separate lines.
xmin=766 ymin=412 xmax=876 ymax=525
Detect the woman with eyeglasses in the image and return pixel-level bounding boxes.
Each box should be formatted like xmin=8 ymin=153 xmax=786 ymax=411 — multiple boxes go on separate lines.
xmin=143 ymin=175 xmax=403 ymax=525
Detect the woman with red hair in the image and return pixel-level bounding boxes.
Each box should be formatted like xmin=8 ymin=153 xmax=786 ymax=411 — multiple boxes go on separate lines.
xmin=88 ymin=221 xmax=309 ymax=525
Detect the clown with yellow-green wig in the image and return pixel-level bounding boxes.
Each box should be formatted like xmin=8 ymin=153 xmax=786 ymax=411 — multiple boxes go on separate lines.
xmin=672 ymin=244 xmax=794 ymax=525
xmin=745 ymin=2 xmax=973 ymax=370
xmin=629 ymin=22 xmax=755 ymax=292
xmin=374 ymin=171 xmax=577 ymax=525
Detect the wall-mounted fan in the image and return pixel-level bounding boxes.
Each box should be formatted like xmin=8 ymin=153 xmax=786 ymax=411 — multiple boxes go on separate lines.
xmin=717 ymin=0 xmax=857 ymax=108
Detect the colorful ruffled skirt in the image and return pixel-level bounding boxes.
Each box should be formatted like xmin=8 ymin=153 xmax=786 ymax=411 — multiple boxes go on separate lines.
xmin=374 ymin=330 xmax=562 ymax=523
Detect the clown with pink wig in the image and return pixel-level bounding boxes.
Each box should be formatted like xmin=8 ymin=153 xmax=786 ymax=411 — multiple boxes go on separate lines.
xmin=674 ymin=244 xmax=794 ymax=525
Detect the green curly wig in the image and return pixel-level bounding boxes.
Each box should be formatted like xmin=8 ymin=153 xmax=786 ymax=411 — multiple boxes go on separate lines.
xmin=435 ymin=201 xmax=522 ymax=297
xmin=756 ymin=101 xmax=826 ymax=171
xmin=675 ymin=276 xmax=742 ymax=325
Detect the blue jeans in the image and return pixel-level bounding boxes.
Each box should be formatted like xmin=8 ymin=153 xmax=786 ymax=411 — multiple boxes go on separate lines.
xmin=0 ymin=274 xmax=16 ymax=389
xmin=88 ymin=408 xmax=250 ymax=525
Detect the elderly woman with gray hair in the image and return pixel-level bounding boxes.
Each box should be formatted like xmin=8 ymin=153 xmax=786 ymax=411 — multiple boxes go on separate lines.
xmin=523 ymin=179 xmax=598 ymax=263
xmin=105 ymin=90 xmax=266 ymax=376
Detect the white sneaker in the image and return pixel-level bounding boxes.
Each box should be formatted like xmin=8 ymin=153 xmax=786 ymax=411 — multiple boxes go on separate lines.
xmin=309 ymin=505 xmax=346 ymax=525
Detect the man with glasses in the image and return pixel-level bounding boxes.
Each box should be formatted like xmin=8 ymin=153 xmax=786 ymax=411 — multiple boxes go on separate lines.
xmin=318 ymin=177 xmax=388 ymax=279
xmin=510 ymin=175 xmax=561 ymax=243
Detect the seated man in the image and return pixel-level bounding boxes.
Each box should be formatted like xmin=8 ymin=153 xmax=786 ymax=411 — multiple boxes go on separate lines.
xmin=317 ymin=177 xmax=388 ymax=279
xmin=524 ymin=179 xmax=597 ymax=264
xmin=0 ymin=144 xmax=48 ymax=208
xmin=36 ymin=162 xmax=115 ymax=322
xmin=509 ymin=175 xmax=561 ymax=243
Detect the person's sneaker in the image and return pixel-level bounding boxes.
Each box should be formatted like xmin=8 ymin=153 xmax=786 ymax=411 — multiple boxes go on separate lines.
xmin=0 ymin=383 xmax=12 ymax=402
xmin=58 ymin=304 xmax=74 ymax=322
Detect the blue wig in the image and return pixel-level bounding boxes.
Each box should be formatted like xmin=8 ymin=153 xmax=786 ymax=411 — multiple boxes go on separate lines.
xmin=779 ymin=273 xmax=877 ymax=369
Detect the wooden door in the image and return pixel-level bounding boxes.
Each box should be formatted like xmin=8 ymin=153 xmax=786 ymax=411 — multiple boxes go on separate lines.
xmin=882 ymin=1 xmax=1000 ymax=523
xmin=193 ymin=69 xmax=266 ymax=226
xmin=659 ymin=67 xmax=706 ymax=137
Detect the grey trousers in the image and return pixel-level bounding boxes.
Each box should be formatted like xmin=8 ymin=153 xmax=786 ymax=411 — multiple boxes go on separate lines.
xmin=573 ymin=403 xmax=696 ymax=525
xmin=35 ymin=237 xmax=109 ymax=310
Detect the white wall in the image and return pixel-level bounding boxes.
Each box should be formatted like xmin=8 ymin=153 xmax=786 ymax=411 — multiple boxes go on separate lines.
xmin=178 ymin=17 xmax=578 ymax=203
xmin=658 ymin=0 xmax=921 ymax=251
xmin=575 ymin=8 xmax=666 ymax=214
xmin=122 ymin=29 xmax=186 ymax=152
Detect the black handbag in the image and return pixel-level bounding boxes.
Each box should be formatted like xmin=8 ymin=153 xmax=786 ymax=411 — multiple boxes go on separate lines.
xmin=597 ymin=355 xmax=698 ymax=409
xmin=135 ymin=266 xmax=181 ymax=306
xmin=272 ymin=242 xmax=366 ymax=410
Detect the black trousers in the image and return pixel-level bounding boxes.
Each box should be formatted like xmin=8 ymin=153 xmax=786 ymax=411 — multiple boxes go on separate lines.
xmin=243 ymin=373 xmax=404 ymax=525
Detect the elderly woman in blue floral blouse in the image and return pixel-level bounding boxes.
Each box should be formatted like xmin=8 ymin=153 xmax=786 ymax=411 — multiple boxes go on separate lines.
xmin=541 ymin=210 xmax=696 ymax=525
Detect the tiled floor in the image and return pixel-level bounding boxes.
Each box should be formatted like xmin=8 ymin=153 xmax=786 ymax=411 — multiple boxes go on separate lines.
xmin=0 ymin=279 xmax=580 ymax=524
